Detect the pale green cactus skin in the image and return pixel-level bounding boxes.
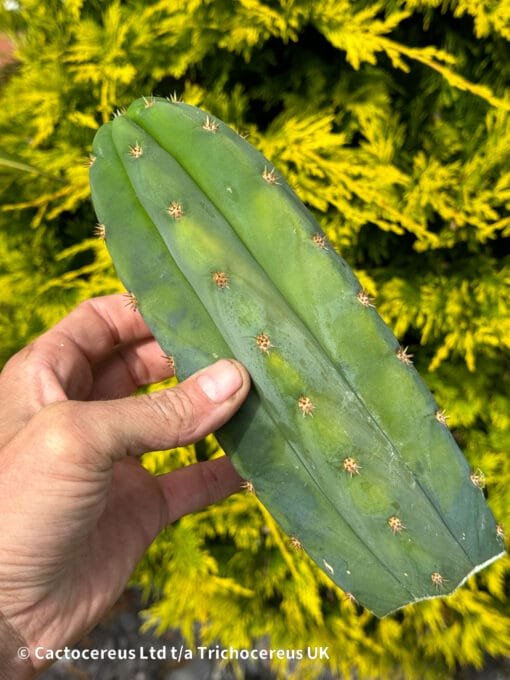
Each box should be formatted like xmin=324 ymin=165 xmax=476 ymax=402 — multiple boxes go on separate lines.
xmin=89 ymin=97 xmax=505 ymax=617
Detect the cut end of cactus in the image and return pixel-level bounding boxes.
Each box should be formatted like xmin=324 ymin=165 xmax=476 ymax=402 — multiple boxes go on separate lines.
xmin=376 ymin=550 xmax=507 ymax=618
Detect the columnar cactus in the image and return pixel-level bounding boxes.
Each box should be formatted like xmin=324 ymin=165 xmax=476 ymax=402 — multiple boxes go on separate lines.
xmin=89 ymin=97 xmax=505 ymax=617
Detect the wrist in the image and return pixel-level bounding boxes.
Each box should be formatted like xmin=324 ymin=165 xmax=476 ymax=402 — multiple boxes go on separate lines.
xmin=0 ymin=610 xmax=35 ymax=679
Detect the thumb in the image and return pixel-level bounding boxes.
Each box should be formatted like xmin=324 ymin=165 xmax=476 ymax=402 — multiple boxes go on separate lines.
xmin=19 ymin=359 xmax=251 ymax=470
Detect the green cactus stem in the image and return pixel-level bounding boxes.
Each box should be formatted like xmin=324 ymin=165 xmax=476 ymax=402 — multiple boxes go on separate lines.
xmin=89 ymin=97 xmax=505 ymax=617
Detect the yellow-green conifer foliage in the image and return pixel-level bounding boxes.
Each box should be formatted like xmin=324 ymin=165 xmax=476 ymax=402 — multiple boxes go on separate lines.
xmin=0 ymin=1 xmax=508 ymax=677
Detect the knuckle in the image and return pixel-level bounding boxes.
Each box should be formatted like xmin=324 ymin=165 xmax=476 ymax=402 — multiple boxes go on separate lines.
xmin=76 ymin=296 xmax=108 ymax=319
xmin=35 ymin=401 xmax=88 ymax=457
xmin=75 ymin=297 xmax=95 ymax=315
xmin=1 ymin=342 xmax=44 ymax=378
xmin=147 ymin=387 xmax=202 ymax=446
xmin=197 ymin=462 xmax=225 ymax=507
xmin=74 ymin=298 xmax=104 ymax=330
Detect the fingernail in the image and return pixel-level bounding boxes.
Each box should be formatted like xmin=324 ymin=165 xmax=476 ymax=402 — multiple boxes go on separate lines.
xmin=196 ymin=360 xmax=243 ymax=403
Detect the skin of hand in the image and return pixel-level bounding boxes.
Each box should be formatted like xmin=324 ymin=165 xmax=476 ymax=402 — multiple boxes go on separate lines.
xmin=0 ymin=294 xmax=251 ymax=677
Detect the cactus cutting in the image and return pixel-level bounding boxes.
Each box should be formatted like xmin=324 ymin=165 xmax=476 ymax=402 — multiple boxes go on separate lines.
xmin=89 ymin=97 xmax=505 ymax=617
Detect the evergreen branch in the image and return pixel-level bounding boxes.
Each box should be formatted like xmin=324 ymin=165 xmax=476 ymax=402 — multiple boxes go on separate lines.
xmin=0 ymin=186 xmax=73 ymax=212
xmin=0 ymin=152 xmax=65 ymax=183
xmin=255 ymin=500 xmax=301 ymax=582
xmin=388 ymin=40 xmax=510 ymax=111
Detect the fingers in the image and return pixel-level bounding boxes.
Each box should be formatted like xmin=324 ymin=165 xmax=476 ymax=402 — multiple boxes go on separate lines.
xmin=5 ymin=294 xmax=153 ymax=394
xmin=41 ymin=294 xmax=154 ymax=368
xmin=13 ymin=359 xmax=250 ymax=472
xmin=90 ymin=337 xmax=175 ymax=400
xmin=157 ymin=457 xmax=243 ymax=524
xmin=0 ymin=336 xmax=175 ymax=450
xmin=2 ymin=294 xmax=153 ymax=392
xmin=0 ymin=295 xmax=172 ymax=446
xmin=97 ymin=457 xmax=243 ymax=551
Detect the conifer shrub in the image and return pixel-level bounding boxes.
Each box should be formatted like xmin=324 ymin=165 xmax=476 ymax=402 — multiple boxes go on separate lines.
xmin=0 ymin=1 xmax=508 ymax=677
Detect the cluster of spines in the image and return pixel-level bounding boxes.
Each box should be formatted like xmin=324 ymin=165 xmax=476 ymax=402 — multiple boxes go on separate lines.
xmin=289 ymin=536 xmax=303 ymax=550
xmin=470 ymin=469 xmax=486 ymax=490
xmin=167 ymin=91 xmax=182 ymax=104
xmin=262 ymin=166 xmax=279 ymax=184
xmin=396 ymin=346 xmax=413 ymax=365
xmin=123 ymin=291 xmax=138 ymax=311
xmin=357 ymin=289 xmax=375 ymax=308
xmin=94 ymin=223 xmax=106 ymax=240
xmin=128 ymin=142 xmax=143 ymax=158
xmin=162 ymin=354 xmax=176 ymax=372
xmin=256 ymin=333 xmax=272 ymax=354
xmin=241 ymin=480 xmax=255 ymax=494
xmin=212 ymin=271 xmax=229 ymax=288
xmin=167 ymin=201 xmax=184 ymax=219
xmin=312 ymin=233 xmax=328 ymax=250
xmin=202 ymin=115 xmax=219 ymax=133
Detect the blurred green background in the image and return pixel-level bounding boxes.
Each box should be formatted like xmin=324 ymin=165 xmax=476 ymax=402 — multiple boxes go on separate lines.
xmin=0 ymin=1 xmax=508 ymax=678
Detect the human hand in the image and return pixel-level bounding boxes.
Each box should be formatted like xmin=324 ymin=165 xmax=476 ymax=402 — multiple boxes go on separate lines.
xmin=0 ymin=295 xmax=250 ymax=677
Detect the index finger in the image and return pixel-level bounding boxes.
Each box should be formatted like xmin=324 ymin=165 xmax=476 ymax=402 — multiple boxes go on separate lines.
xmin=49 ymin=293 xmax=154 ymax=365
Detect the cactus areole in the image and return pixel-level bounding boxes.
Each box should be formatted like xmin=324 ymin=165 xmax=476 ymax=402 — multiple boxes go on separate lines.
xmin=89 ymin=97 xmax=505 ymax=617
